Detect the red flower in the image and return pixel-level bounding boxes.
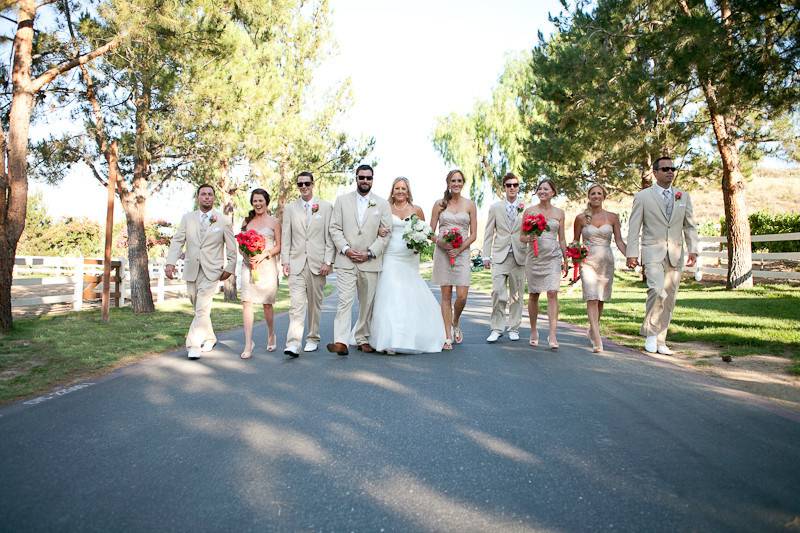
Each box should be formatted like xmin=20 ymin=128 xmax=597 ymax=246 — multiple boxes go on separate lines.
xmin=521 ymin=213 xmax=550 ymax=257
xmin=236 ymin=229 xmax=267 ymax=282
xmin=675 ymin=191 xmax=682 ymax=200
xmin=441 ymin=227 xmax=464 ymax=268
xmin=565 ymin=241 xmax=589 ymax=283
xmin=311 ymin=203 xmax=319 ymax=213
xmin=516 ymin=202 xmax=525 ymax=213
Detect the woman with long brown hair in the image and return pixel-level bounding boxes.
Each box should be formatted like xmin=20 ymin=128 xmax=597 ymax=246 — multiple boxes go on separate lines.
xmin=239 ymin=188 xmax=281 ymax=359
xmin=430 ymin=170 xmax=478 ymax=350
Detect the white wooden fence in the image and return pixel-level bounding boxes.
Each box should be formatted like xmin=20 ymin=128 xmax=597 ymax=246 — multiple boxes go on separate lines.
xmin=11 ymin=256 xmax=191 ymax=311
xmin=609 ymin=232 xmax=800 ymax=282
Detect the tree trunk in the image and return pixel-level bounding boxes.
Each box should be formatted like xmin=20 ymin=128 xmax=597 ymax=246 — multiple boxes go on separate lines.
xmin=702 ymin=84 xmax=753 ymax=289
xmin=0 ymin=0 xmax=36 ymax=332
xmin=219 ymin=159 xmax=238 ymax=302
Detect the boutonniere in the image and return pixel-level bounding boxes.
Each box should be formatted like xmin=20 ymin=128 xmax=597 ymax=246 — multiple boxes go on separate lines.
xmin=311 ymin=203 xmax=319 ymax=213
xmin=209 ymin=214 xmax=218 ymax=224
xmin=516 ymin=202 xmax=525 ymax=214
xmin=367 ymin=200 xmax=376 ymax=208
xmin=674 ymin=191 xmax=682 ymax=200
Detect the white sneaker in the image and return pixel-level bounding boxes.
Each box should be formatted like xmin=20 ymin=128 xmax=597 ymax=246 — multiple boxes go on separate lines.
xmin=644 ymin=336 xmax=658 ymax=353
xmin=200 ymin=340 xmax=216 ymax=352
xmin=284 ymin=345 xmax=300 ymax=358
xmin=657 ymin=344 xmax=674 ymax=356
xmin=508 ymin=331 xmax=520 ymax=341
xmin=303 ymin=341 xmax=319 ymax=352
xmin=486 ymin=330 xmax=502 ymax=343
xmin=187 ymin=348 xmax=201 ymax=360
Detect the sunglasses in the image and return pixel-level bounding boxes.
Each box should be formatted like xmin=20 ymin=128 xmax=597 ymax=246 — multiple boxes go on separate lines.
xmin=504 ymin=183 xmax=520 ymax=188
xmin=658 ymin=166 xmax=678 ymax=172
xmin=296 ymin=181 xmax=312 ymax=188
xmin=357 ymin=175 xmax=374 ymax=181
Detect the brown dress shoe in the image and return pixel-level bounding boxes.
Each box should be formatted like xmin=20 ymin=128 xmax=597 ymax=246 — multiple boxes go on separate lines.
xmin=326 ymin=342 xmax=349 ymax=355
xmin=358 ymin=343 xmax=375 ymax=353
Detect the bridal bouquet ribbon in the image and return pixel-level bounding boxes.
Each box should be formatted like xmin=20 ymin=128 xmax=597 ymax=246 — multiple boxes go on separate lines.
xmin=521 ymin=213 xmax=549 ymax=257
xmin=565 ymin=241 xmax=589 ymax=282
xmin=235 ymin=229 xmax=266 ymax=282
xmin=441 ymin=227 xmax=464 ymax=268
xmin=402 ymin=214 xmax=433 ymax=254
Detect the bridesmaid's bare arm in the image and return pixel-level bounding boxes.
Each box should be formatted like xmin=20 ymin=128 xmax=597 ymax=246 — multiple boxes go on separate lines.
xmin=573 ymin=213 xmax=585 ymax=243
xmin=611 ymin=213 xmax=627 ymax=256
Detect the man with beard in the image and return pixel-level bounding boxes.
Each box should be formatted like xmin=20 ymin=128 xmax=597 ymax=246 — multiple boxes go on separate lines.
xmin=326 ymin=165 xmax=392 ymax=355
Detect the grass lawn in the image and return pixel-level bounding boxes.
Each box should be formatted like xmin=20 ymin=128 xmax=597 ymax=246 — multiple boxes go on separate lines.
xmin=0 ymin=284 xmax=330 ymax=404
xmin=463 ymin=268 xmax=800 ymax=374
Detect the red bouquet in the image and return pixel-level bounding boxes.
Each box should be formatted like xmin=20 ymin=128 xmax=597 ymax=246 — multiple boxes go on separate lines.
xmin=236 ymin=229 xmax=266 ymax=282
xmin=565 ymin=241 xmax=589 ymax=282
xmin=521 ymin=213 xmax=549 ymax=257
xmin=441 ymin=227 xmax=464 ymax=268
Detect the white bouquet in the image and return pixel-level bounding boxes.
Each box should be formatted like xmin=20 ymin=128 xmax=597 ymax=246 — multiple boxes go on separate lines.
xmin=402 ymin=214 xmax=433 ymax=254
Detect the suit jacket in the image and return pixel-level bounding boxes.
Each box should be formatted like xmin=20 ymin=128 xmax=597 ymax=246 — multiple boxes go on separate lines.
xmin=280 ymin=198 xmax=335 ymax=275
xmin=627 ymin=185 xmax=699 ymax=267
xmin=482 ymin=200 xmax=527 ymax=265
xmin=329 ymin=191 xmax=392 ymax=272
xmin=166 ymin=209 xmax=236 ymax=282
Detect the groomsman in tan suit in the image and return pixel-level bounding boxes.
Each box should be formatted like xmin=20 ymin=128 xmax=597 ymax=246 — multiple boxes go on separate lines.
xmin=280 ymin=172 xmax=335 ymax=357
xmin=166 ymin=184 xmax=236 ymax=359
xmin=327 ymin=164 xmax=392 ymax=355
xmin=626 ymin=157 xmax=699 ymax=355
xmin=482 ymin=172 xmax=527 ymax=343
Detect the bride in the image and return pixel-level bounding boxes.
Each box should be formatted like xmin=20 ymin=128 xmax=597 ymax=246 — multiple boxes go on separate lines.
xmin=369 ymin=177 xmax=446 ymax=354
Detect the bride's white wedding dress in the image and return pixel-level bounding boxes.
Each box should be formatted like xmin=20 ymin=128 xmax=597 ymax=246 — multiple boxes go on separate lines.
xmin=370 ymin=214 xmax=446 ymax=354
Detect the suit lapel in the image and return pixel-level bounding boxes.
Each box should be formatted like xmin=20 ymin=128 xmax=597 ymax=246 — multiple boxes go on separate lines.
xmin=651 ymin=186 xmax=668 ymax=221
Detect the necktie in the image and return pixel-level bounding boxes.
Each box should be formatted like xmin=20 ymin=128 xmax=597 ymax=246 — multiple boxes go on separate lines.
xmin=304 ymin=202 xmax=311 ymax=225
xmin=200 ymin=212 xmax=210 ymax=235
xmin=506 ymin=203 xmax=516 ymax=224
xmin=663 ymin=190 xmax=673 ymax=220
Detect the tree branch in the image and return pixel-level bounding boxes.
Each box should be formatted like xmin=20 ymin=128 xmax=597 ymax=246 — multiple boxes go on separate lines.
xmin=31 ymin=31 xmax=127 ymax=92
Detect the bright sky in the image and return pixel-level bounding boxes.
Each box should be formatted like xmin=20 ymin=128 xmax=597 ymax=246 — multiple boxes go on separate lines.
xmin=33 ymin=0 xmax=563 ymax=222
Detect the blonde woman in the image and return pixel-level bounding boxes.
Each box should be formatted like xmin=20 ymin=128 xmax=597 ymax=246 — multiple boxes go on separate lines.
xmin=368 ymin=178 xmax=446 ymax=354
xmin=430 ymin=170 xmax=478 ymax=350
xmin=520 ymin=179 xmax=567 ymax=350
xmin=572 ymin=184 xmax=626 ymax=353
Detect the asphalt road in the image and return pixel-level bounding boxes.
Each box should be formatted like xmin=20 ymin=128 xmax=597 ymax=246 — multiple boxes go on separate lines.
xmin=1 ymin=288 xmax=799 ymax=532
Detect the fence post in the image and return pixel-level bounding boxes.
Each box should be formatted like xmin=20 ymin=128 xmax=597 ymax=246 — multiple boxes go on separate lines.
xmin=72 ymin=258 xmax=84 ymax=311
xmin=119 ymin=257 xmax=129 ymax=307
xmin=157 ymin=262 xmax=165 ymax=304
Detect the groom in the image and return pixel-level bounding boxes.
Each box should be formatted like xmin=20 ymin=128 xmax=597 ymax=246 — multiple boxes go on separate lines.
xmin=626 ymin=157 xmax=699 ymax=355
xmin=166 ymin=184 xmax=236 ymax=359
xmin=482 ymin=172 xmax=526 ymax=343
xmin=327 ymin=164 xmax=392 ymax=355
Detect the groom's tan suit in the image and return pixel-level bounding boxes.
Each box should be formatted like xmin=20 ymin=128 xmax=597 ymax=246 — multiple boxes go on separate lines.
xmin=281 ymin=198 xmax=335 ymax=348
xmin=166 ymin=209 xmax=236 ymax=350
xmin=329 ymin=191 xmax=392 ymax=346
xmin=627 ymin=185 xmax=698 ymax=343
xmin=482 ymin=200 xmax=527 ymax=333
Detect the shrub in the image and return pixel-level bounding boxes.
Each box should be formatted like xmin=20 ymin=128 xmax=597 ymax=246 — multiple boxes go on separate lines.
xmin=720 ymin=211 xmax=800 ymax=253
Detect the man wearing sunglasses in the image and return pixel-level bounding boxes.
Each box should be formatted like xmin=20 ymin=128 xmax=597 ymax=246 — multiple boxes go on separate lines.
xmin=327 ymin=164 xmax=392 ymax=355
xmin=280 ymin=172 xmax=335 ymax=357
xmin=481 ymin=172 xmax=527 ymax=343
xmin=626 ymin=156 xmax=698 ymax=355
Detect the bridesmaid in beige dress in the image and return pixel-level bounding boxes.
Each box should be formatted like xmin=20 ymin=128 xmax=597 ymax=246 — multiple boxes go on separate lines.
xmin=520 ymin=179 xmax=567 ymax=350
xmin=430 ymin=169 xmax=478 ymax=350
xmin=572 ymin=184 xmax=626 ymax=353
xmin=240 ymin=188 xmax=282 ymax=359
